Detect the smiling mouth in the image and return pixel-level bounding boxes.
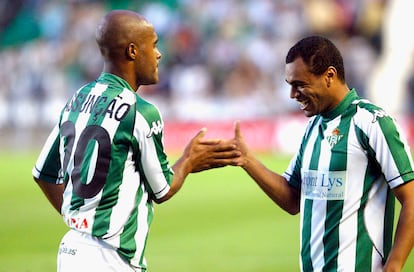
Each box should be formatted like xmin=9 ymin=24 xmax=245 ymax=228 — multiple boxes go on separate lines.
xmin=298 ymin=100 xmax=309 ymax=110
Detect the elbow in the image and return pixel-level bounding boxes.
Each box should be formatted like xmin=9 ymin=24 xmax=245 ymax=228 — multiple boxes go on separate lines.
xmin=271 ymin=198 xmax=300 ymax=215
xmin=286 ymin=197 xmax=300 ymax=215
xmin=286 ymin=205 xmax=300 ymax=215
xmin=153 ymin=198 xmax=166 ymax=204
xmin=153 ymin=191 xmax=172 ymax=204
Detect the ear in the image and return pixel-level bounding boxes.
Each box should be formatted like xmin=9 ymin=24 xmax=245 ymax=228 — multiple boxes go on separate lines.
xmin=325 ymin=66 xmax=336 ymax=87
xmin=126 ymin=43 xmax=137 ymax=60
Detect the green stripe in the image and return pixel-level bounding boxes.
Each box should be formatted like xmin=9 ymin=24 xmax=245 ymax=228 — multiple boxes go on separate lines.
xmin=383 ymin=190 xmax=395 ymax=261
xmin=118 ymin=183 xmax=143 ymax=262
xmin=378 ymin=116 xmax=414 ymax=178
xmin=302 ymin=199 xmax=314 ymax=271
xmin=139 ymin=200 xmax=154 ymax=266
xmin=38 ymin=134 xmax=61 ymax=183
xmin=354 ymin=125 xmax=375 ymax=269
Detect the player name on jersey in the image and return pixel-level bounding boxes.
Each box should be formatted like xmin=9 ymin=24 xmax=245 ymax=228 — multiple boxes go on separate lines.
xmin=64 ymin=93 xmax=131 ymax=121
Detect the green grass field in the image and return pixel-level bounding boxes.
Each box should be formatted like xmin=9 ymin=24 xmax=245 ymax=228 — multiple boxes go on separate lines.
xmin=0 ymin=152 xmax=413 ymax=271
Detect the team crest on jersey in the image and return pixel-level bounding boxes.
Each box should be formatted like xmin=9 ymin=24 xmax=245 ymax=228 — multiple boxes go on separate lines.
xmin=146 ymin=120 xmax=163 ymax=138
xmin=326 ymin=127 xmax=343 ymax=148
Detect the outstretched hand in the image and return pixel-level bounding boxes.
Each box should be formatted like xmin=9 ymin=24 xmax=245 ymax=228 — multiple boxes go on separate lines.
xmin=232 ymin=121 xmax=252 ymax=168
xmin=183 ymin=127 xmax=241 ymax=173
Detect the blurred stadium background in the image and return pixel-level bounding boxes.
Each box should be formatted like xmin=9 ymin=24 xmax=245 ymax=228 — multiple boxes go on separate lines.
xmin=1 ymin=0 xmax=413 ymax=153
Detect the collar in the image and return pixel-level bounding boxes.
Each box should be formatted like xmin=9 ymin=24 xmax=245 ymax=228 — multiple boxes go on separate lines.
xmin=321 ymin=88 xmax=359 ymax=121
xmin=97 ymin=73 xmax=135 ymax=92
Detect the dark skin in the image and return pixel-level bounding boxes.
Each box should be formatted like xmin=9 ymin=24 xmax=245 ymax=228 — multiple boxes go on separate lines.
xmin=232 ymin=57 xmax=414 ymax=271
xmin=35 ymin=10 xmax=241 ymax=212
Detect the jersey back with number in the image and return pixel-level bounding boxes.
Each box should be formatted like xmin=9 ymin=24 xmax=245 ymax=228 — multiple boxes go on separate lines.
xmin=33 ymin=73 xmax=173 ymax=269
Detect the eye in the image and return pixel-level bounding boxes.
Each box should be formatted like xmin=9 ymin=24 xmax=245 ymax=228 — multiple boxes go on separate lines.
xmin=292 ymin=83 xmax=305 ymax=90
xmin=297 ymin=85 xmax=306 ymax=91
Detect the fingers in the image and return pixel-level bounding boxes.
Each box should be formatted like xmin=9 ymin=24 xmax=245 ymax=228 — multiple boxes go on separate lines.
xmin=191 ymin=158 xmax=242 ymax=173
xmin=194 ymin=127 xmax=225 ymax=145
xmin=194 ymin=122 xmax=243 ymax=145
xmin=211 ymin=149 xmax=241 ymax=159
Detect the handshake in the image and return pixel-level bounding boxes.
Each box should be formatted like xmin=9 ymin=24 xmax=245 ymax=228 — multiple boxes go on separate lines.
xmin=181 ymin=121 xmax=248 ymax=173
xmin=158 ymin=121 xmax=256 ymax=203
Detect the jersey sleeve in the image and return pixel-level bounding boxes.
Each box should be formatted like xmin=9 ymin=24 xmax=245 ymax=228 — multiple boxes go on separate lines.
xmin=32 ymin=124 xmax=64 ymax=184
xmin=356 ymin=109 xmax=414 ymax=189
xmin=134 ymin=102 xmax=173 ymax=200
xmin=283 ymin=148 xmax=303 ymax=190
xmin=283 ymin=117 xmax=318 ymax=190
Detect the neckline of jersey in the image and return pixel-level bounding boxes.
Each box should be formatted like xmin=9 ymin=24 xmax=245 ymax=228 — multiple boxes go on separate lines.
xmin=97 ymin=73 xmax=135 ymax=92
xmin=321 ymin=88 xmax=358 ymax=121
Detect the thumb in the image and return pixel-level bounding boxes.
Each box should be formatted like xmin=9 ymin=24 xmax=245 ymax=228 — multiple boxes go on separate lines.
xmin=194 ymin=127 xmax=207 ymax=141
xmin=234 ymin=121 xmax=242 ymax=139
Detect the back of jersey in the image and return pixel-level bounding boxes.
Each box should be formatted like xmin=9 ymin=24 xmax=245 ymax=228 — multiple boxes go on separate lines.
xmin=59 ymin=73 xmax=138 ymax=237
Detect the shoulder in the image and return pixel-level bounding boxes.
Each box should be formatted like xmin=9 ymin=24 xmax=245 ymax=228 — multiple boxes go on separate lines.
xmin=353 ymin=98 xmax=385 ymax=115
xmin=352 ymin=98 xmax=393 ymax=124
xmin=134 ymin=94 xmax=162 ymax=122
xmin=352 ymin=98 xmax=399 ymax=138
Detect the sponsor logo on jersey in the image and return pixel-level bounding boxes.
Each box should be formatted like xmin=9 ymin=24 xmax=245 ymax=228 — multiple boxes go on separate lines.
xmin=146 ymin=120 xmax=163 ymax=138
xmin=372 ymin=109 xmax=389 ymax=123
xmin=326 ymin=127 xmax=344 ymax=149
xmin=59 ymin=243 xmax=78 ymax=256
xmin=67 ymin=216 xmax=89 ymax=230
xmin=301 ymin=170 xmax=347 ymax=200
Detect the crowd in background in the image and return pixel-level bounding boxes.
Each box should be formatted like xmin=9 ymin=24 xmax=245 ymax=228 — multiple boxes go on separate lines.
xmin=0 ymin=0 xmax=413 ymax=148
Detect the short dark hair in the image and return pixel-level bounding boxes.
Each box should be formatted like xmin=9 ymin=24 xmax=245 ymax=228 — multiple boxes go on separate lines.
xmin=285 ymin=36 xmax=345 ymax=82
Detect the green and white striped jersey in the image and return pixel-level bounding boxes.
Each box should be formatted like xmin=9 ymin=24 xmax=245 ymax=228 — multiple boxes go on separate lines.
xmin=283 ymin=89 xmax=414 ymax=271
xmin=32 ymin=73 xmax=173 ymax=270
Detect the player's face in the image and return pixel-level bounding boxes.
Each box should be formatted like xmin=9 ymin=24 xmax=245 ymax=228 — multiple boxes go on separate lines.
xmin=135 ymin=24 xmax=162 ymax=86
xmin=285 ymin=57 xmax=335 ymax=117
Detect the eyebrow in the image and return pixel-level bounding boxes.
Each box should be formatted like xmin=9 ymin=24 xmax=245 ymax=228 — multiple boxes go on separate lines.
xmin=285 ymin=79 xmax=305 ymax=86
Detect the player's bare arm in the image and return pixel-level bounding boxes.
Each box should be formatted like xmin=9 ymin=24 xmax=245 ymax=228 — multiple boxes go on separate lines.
xmin=384 ymin=181 xmax=414 ymax=272
xmin=233 ymin=121 xmax=300 ymax=214
xmin=34 ymin=177 xmax=64 ymax=214
xmin=154 ymin=128 xmax=241 ymax=204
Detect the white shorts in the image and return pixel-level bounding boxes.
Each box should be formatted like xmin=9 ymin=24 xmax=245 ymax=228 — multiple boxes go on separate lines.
xmin=57 ymin=229 xmax=143 ymax=272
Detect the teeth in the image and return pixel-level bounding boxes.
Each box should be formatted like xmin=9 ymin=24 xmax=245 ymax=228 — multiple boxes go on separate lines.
xmin=298 ymin=101 xmax=307 ymax=109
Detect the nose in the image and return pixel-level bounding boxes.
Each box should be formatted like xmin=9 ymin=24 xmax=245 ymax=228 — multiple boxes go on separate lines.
xmin=290 ymin=87 xmax=299 ymax=99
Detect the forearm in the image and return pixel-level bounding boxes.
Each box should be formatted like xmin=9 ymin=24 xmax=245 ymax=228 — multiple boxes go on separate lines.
xmin=34 ymin=177 xmax=64 ymax=214
xmin=154 ymin=155 xmax=191 ymax=204
xmin=242 ymin=155 xmax=299 ymax=215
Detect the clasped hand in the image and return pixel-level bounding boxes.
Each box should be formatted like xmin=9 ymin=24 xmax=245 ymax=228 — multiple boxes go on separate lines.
xmin=183 ymin=122 xmax=248 ymax=173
